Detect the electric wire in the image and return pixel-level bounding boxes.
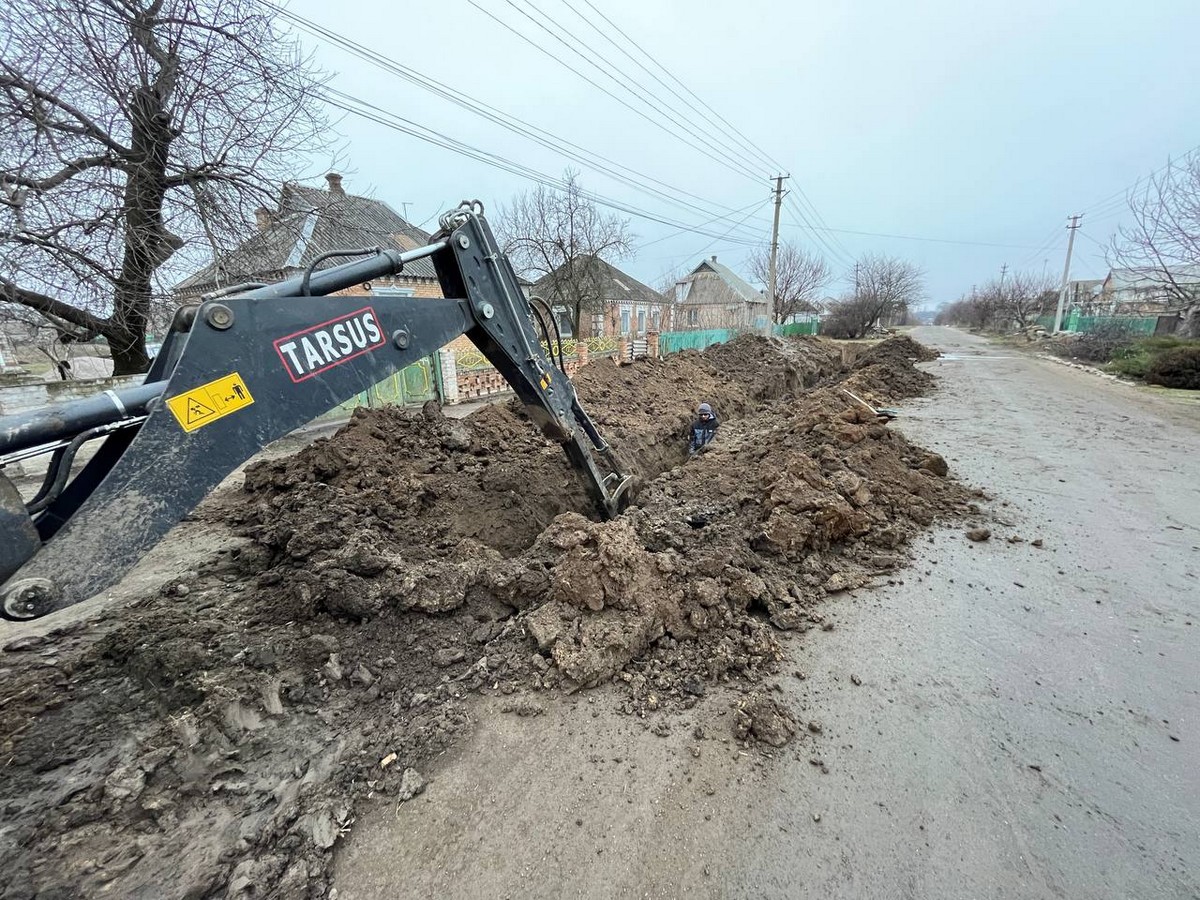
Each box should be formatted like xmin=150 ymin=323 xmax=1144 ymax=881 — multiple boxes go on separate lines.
xmin=502 ymin=0 xmax=762 ymax=181
xmin=466 ymin=0 xmax=763 ymax=186
xmin=264 ymin=2 xmax=771 ymax=233
xmin=575 ymin=0 xmax=784 ymax=174
xmin=322 ymin=90 xmax=769 ymax=244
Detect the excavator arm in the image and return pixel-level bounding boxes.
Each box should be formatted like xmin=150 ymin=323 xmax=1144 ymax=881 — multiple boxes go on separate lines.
xmin=0 ymin=203 xmax=631 ymax=620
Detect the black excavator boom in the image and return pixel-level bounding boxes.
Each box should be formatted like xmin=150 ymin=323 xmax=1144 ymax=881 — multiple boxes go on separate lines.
xmin=0 ymin=203 xmax=631 ymax=620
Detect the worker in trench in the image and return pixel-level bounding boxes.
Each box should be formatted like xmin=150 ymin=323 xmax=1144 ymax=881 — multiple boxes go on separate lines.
xmin=687 ymin=402 xmax=719 ymax=457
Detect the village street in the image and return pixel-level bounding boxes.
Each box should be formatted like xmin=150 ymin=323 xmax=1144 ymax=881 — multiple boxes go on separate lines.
xmin=334 ymin=327 xmax=1200 ymax=899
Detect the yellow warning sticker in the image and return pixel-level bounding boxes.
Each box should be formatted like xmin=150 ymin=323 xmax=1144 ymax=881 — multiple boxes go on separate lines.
xmin=166 ymin=372 xmax=254 ymax=433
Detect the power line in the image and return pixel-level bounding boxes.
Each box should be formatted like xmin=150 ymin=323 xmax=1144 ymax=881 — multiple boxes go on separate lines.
xmin=1080 ymin=142 xmax=1200 ymax=216
xmin=508 ymin=0 xmax=763 ymax=181
xmin=555 ymin=0 xmax=855 ymax=264
xmin=537 ymin=0 xmax=854 ymax=267
xmin=576 ymin=0 xmax=784 ymax=174
xmin=322 ymin=90 xmax=769 ymax=244
xmin=782 ymin=218 xmax=1046 ymax=251
xmin=636 ymin=198 xmax=770 ymax=250
xmin=264 ymin=2 xmax=769 ymax=234
xmin=783 ymin=194 xmax=855 ymax=267
xmin=556 ymin=0 xmax=778 ymax=174
xmin=787 ymin=190 xmax=855 ymax=261
xmin=694 ymin=198 xmax=774 ymax=259
xmin=466 ymin=0 xmax=763 ymax=186
xmin=1014 ymin=223 xmax=1066 ymax=269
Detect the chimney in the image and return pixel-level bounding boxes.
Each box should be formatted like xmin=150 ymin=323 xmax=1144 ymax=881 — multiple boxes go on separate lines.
xmin=325 ymin=172 xmax=345 ymax=195
xmin=254 ymin=206 xmax=273 ymax=231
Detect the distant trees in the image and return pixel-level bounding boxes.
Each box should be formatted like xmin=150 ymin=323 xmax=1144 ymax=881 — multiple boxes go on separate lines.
xmin=0 ymin=0 xmax=329 ymax=374
xmin=935 ymin=271 xmax=1057 ymax=332
xmin=497 ymin=171 xmax=633 ymax=336
xmin=1111 ymin=151 xmax=1200 ymax=337
xmin=822 ymin=254 xmax=925 ymax=338
xmin=748 ymin=241 xmax=830 ymax=323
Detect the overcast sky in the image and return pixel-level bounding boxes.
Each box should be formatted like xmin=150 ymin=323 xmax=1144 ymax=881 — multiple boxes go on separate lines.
xmin=281 ymin=0 xmax=1200 ymax=306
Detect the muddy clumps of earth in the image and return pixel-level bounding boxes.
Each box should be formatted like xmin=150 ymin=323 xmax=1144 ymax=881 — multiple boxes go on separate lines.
xmin=0 ymin=335 xmax=973 ymax=899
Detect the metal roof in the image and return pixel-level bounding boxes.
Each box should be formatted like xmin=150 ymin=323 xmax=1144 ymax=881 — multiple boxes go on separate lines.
xmin=1105 ymin=265 xmax=1200 ymax=292
xmin=531 ymin=256 xmax=666 ymax=308
xmin=174 ymin=182 xmax=436 ymax=294
xmin=679 ymin=257 xmax=768 ymax=306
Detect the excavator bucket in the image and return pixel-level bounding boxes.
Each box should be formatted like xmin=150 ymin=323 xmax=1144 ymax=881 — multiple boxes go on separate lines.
xmin=0 ymin=203 xmax=631 ymax=621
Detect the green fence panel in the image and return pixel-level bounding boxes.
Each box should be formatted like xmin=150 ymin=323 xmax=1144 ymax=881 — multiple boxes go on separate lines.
xmin=1037 ymin=314 xmax=1159 ymax=334
xmin=320 ymin=356 xmax=439 ymax=419
xmin=1073 ymin=316 xmax=1157 ymax=335
xmin=773 ymin=322 xmax=821 ymax=336
xmin=658 ymin=329 xmax=735 ymax=354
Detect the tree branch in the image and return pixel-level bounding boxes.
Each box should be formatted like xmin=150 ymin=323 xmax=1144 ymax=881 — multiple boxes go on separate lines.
xmin=0 ymin=276 xmax=107 ymax=334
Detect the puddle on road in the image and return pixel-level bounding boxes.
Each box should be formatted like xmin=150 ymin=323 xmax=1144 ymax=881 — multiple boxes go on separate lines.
xmin=937 ymin=354 xmax=1018 ymax=361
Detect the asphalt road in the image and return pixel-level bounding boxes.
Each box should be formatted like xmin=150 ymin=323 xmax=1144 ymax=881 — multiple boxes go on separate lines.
xmin=334 ymin=326 xmax=1199 ymax=899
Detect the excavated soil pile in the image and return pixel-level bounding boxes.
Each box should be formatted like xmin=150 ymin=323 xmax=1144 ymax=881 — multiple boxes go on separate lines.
xmin=842 ymin=334 xmax=940 ymax=402
xmin=0 ymin=336 xmax=972 ymax=900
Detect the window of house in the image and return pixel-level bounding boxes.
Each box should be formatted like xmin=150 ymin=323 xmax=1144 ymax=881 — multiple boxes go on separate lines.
xmin=552 ymin=306 xmax=574 ymax=338
xmin=636 ymin=307 xmax=646 ymax=334
xmin=620 ymin=306 xmax=632 ymax=334
xmin=591 ymin=313 xmax=605 ymax=337
xmin=651 ymin=309 xmax=661 ymax=331
xmin=687 ymin=308 xmax=699 ymax=327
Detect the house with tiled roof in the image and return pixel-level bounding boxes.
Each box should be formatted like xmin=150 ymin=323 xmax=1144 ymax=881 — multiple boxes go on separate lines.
xmin=530 ymin=255 xmax=669 ymax=339
xmin=173 ymin=173 xmax=442 ymax=301
xmin=672 ymin=256 xmax=769 ymax=331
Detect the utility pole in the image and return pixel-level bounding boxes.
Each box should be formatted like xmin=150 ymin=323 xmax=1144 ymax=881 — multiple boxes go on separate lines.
xmin=999 ymin=263 xmax=1008 ymax=289
xmin=1052 ymin=214 xmax=1083 ymax=333
xmin=767 ymin=174 xmax=788 ymax=333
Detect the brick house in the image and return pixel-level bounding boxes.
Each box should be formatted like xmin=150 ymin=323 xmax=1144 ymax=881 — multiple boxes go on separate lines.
xmin=174 ymin=173 xmax=443 ymax=302
xmin=530 ymin=256 xmax=669 ymax=339
xmin=673 ymin=256 xmax=769 ymax=331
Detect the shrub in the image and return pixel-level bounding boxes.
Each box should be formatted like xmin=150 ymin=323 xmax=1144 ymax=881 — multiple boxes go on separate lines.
xmin=821 ymin=308 xmax=861 ymax=339
xmin=1137 ymin=335 xmax=1190 ymax=352
xmin=820 ymin=297 xmax=875 ymax=339
xmin=1052 ymin=321 xmax=1137 ymax=363
xmin=1145 ymin=346 xmax=1200 ymax=389
xmin=1106 ymin=348 xmax=1152 ymax=378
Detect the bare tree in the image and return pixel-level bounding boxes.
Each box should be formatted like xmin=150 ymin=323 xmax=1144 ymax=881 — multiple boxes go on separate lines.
xmin=748 ymin=241 xmax=830 ymax=323
xmin=1003 ymin=271 xmax=1058 ymax=329
xmin=497 ymin=171 xmax=633 ymax=336
xmin=1111 ymin=152 xmax=1200 ymax=336
xmin=0 ymin=0 xmax=329 ymax=374
xmin=935 ymin=270 xmax=1059 ymax=332
xmin=825 ymin=254 xmax=924 ymax=337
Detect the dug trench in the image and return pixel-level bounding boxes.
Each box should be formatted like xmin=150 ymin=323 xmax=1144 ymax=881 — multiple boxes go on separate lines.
xmin=0 ymin=335 xmax=979 ymax=899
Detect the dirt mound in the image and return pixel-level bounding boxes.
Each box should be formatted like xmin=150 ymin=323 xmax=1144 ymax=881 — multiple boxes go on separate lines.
xmin=840 ymin=335 xmax=940 ymax=401
xmin=855 ymin=335 xmax=941 ymax=365
xmin=0 ymin=335 xmax=971 ymax=900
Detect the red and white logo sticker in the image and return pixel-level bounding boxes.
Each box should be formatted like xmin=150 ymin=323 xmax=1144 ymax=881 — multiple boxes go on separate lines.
xmin=274 ymin=307 xmax=385 ymax=382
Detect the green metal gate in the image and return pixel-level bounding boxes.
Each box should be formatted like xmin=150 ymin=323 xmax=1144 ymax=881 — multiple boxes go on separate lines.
xmin=321 ymin=356 xmax=440 ymax=420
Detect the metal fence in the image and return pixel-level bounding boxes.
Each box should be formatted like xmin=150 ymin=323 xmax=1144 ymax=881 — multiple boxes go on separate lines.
xmin=454 ymin=337 xmax=605 ymax=374
xmin=321 ymin=357 xmax=440 ymax=419
xmin=1036 ymin=314 xmax=1160 ymax=335
xmin=580 ymin=335 xmax=619 ymax=357
xmin=774 ymin=321 xmax=821 ymax=336
xmin=658 ymin=329 xmax=736 ymax=354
